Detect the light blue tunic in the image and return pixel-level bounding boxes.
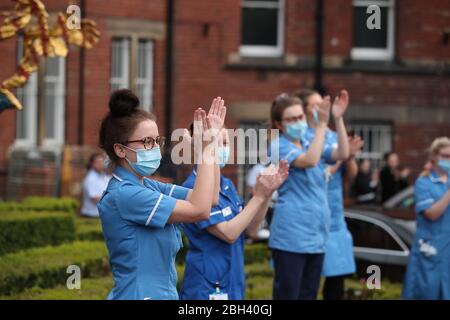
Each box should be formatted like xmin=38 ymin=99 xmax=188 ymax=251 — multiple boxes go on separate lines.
xmin=269 ymin=133 xmax=333 ymax=254
xmin=403 ymin=171 xmax=450 ymax=300
xmin=309 ymin=130 xmax=356 ymax=277
xmin=98 ymin=166 xmax=190 ymax=300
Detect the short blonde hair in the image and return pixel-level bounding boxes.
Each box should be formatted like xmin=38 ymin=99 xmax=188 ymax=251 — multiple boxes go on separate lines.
xmin=429 ymin=137 xmax=450 ymax=157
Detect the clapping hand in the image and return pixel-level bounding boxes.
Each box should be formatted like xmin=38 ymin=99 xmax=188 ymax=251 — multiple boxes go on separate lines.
xmin=332 ymin=90 xmax=349 ymax=120
xmin=254 ymin=160 xmax=289 ymax=198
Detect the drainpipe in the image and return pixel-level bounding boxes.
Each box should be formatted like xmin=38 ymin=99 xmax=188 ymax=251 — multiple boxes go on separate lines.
xmin=314 ymin=0 xmax=325 ymax=95
xmin=78 ymin=0 xmax=86 ymax=145
xmin=165 ymin=0 xmax=175 ymax=139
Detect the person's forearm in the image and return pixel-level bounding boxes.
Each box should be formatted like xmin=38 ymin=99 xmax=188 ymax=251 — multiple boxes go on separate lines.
xmin=346 ymin=158 xmax=358 ymax=180
xmin=211 ymin=195 xmax=267 ymax=244
xmin=300 ymin=124 xmax=326 ymax=167
xmin=189 ymin=145 xmax=216 ymax=216
xmin=246 ymin=198 xmax=271 ymax=238
xmin=334 ymin=117 xmax=350 ymax=160
xmin=424 ymin=190 xmax=450 ymax=221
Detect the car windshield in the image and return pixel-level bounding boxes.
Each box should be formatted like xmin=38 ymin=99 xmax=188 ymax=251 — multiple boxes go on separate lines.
xmin=384 ymin=186 xmax=415 ymax=209
xmin=392 ymin=219 xmax=417 ymax=234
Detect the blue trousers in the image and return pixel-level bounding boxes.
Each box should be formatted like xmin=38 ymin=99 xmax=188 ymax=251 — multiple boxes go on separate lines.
xmin=272 ymin=249 xmax=324 ymax=300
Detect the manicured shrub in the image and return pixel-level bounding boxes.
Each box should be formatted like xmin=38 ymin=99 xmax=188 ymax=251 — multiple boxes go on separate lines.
xmin=0 ymin=211 xmax=76 ymax=255
xmin=0 ymin=277 xmax=114 ymax=300
xmin=0 ymin=241 xmax=109 ymax=295
xmin=244 ymin=243 xmax=271 ymax=265
xmin=0 ymin=197 xmax=79 ymax=214
xmin=75 ymin=217 xmax=104 ymax=241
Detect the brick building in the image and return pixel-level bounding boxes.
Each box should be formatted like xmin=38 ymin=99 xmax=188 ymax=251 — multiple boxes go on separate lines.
xmin=0 ymin=0 xmax=449 ymax=201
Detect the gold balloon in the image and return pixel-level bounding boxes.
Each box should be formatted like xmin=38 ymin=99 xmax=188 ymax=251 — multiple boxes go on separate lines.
xmin=0 ymin=0 xmax=100 ymax=111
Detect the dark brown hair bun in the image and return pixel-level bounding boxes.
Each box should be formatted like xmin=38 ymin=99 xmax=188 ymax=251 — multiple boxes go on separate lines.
xmin=109 ymin=89 xmax=140 ymax=117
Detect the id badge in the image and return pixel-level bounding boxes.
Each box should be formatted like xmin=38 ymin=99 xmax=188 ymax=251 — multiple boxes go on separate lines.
xmin=222 ymin=206 xmax=233 ymax=217
xmin=209 ymin=291 xmax=229 ymax=300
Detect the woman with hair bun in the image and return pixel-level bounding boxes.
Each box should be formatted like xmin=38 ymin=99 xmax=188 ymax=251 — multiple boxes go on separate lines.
xmin=98 ymin=89 xmax=226 ymax=300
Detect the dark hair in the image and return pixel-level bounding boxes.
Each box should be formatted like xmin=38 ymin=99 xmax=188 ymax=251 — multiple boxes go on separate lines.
xmin=383 ymin=151 xmax=396 ymax=162
xmin=270 ymin=93 xmax=302 ymax=130
xmin=87 ymin=152 xmax=104 ymax=170
xmin=99 ymin=89 xmax=156 ymax=164
xmin=294 ymin=88 xmax=319 ymax=109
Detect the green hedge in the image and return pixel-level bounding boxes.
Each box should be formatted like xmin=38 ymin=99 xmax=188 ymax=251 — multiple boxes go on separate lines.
xmin=175 ymin=233 xmax=189 ymax=265
xmin=0 ymin=241 xmax=109 ymax=296
xmin=0 ymin=197 xmax=79 ymax=214
xmin=1 ymin=264 xmax=274 ymax=300
xmin=244 ymin=243 xmax=271 ymax=265
xmin=0 ymin=277 xmax=114 ymax=300
xmin=75 ymin=217 xmax=104 ymax=241
xmin=0 ymin=211 xmax=76 ymax=255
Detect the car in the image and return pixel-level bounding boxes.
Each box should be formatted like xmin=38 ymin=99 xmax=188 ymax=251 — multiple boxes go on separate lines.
xmin=351 ymin=186 xmax=416 ymax=220
xmin=249 ymin=206 xmax=416 ymax=282
xmin=345 ymin=208 xmax=415 ymax=282
xmin=250 ymin=185 xmax=419 ymax=281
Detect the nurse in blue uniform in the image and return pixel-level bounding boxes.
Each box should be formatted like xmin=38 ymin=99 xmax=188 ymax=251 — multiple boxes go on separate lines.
xmin=269 ymin=93 xmax=349 ymax=300
xmin=181 ymin=128 xmax=289 ymax=300
xmin=298 ymin=89 xmax=361 ymax=300
xmin=403 ymin=137 xmax=450 ymax=300
xmin=97 ymin=90 xmax=227 ymax=300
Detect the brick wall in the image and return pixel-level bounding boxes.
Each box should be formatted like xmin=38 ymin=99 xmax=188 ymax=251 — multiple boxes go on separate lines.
xmin=171 ymin=0 xmax=449 ymax=185
xmin=0 ymin=0 xmax=449 ymax=199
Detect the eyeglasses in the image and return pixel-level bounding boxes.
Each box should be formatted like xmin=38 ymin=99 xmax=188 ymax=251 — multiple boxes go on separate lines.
xmin=282 ymin=115 xmax=305 ymax=123
xmin=126 ymin=136 xmax=166 ymax=150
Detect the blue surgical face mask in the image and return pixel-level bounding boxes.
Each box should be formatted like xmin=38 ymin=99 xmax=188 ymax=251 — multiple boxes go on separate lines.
xmin=312 ymin=109 xmax=319 ymax=125
xmin=285 ymin=120 xmax=308 ymax=141
xmin=123 ymin=145 xmax=162 ymax=176
xmin=437 ymin=159 xmax=450 ymax=174
xmin=217 ymin=146 xmax=230 ymax=168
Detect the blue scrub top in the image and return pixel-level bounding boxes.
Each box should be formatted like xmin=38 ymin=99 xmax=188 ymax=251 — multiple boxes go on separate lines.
xmin=180 ymin=170 xmax=246 ymax=300
xmin=97 ymin=166 xmax=190 ymax=300
xmin=305 ymin=129 xmax=356 ymax=276
xmin=403 ymin=170 xmax=450 ymax=300
xmin=269 ymin=133 xmax=333 ymax=254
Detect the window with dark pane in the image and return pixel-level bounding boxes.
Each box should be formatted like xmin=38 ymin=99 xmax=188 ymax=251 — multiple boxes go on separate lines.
xmin=242 ymin=7 xmax=278 ymax=46
xmin=353 ymin=6 xmax=388 ymax=48
xmin=346 ymin=217 xmax=403 ymax=251
xmin=241 ymin=0 xmax=280 ymax=47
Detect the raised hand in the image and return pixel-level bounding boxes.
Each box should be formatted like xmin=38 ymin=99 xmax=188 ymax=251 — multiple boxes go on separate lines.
xmin=316 ymin=95 xmax=331 ymax=125
xmin=192 ymin=108 xmax=209 ymax=160
xmin=332 ymin=90 xmax=349 ymax=120
xmin=349 ymin=135 xmax=364 ymax=157
xmin=207 ymin=97 xmax=227 ymax=133
xmin=255 ymin=160 xmax=289 ymax=198
xmin=198 ymin=97 xmax=226 ymax=149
